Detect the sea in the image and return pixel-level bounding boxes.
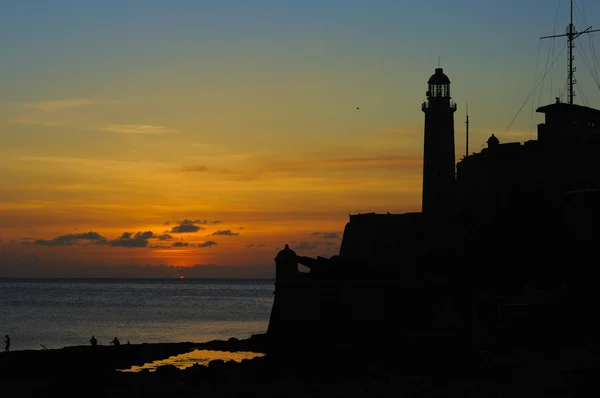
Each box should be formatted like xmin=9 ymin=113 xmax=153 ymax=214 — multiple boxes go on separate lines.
xmin=0 ymin=278 xmax=274 ymax=352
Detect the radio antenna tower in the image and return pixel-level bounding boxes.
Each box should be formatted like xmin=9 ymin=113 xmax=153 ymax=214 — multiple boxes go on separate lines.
xmin=541 ymin=0 xmax=600 ymax=105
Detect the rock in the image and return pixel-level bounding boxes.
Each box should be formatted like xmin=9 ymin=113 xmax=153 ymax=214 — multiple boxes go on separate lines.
xmin=154 ymin=364 xmax=179 ymax=379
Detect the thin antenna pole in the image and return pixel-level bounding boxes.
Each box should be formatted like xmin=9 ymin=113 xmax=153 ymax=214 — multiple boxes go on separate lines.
xmin=465 ymin=103 xmax=469 ymax=157
xmin=569 ymin=0 xmax=574 ymax=105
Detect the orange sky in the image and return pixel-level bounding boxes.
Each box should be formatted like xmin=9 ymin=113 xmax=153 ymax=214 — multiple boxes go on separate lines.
xmin=0 ymin=139 xmax=424 ymax=277
xmin=1 ymin=1 xmax=599 ymax=277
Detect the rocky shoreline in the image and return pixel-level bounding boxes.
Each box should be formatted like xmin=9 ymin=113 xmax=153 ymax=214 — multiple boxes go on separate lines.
xmin=1 ymin=333 xmax=600 ymax=397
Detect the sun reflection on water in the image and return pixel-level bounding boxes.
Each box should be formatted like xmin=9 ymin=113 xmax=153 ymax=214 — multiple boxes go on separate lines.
xmin=120 ymin=349 xmax=265 ymax=372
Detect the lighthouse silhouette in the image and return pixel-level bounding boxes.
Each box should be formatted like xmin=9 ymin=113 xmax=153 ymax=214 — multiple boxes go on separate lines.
xmin=421 ymin=67 xmax=457 ymax=244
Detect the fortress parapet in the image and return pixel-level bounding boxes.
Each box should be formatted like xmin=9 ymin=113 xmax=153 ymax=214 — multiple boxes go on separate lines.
xmin=297 ymin=255 xmax=340 ymax=275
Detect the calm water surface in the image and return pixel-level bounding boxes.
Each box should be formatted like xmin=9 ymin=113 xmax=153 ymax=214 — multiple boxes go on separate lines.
xmin=121 ymin=349 xmax=266 ymax=372
xmin=0 ymin=278 xmax=274 ymax=351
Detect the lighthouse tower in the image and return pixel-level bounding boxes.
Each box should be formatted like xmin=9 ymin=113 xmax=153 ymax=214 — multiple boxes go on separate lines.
xmin=421 ymin=68 xmax=457 ymax=238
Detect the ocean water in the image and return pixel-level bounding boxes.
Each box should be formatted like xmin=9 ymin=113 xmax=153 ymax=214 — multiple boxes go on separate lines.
xmin=0 ymin=278 xmax=274 ymax=352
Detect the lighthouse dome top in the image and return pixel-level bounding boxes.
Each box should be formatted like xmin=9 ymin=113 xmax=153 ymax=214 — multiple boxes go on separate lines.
xmin=427 ymin=68 xmax=450 ymax=85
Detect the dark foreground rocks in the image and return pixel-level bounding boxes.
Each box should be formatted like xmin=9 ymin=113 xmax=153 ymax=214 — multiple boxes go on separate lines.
xmin=1 ymin=334 xmax=600 ymax=397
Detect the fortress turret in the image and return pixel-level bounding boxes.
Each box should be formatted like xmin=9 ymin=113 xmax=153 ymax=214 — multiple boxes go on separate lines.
xmin=487 ymin=134 xmax=500 ymax=148
xmin=274 ymin=244 xmax=298 ymax=283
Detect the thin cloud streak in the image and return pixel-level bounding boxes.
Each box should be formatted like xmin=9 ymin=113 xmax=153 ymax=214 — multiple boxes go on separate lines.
xmin=7 ymin=119 xmax=61 ymax=127
xmin=179 ymin=154 xmax=422 ymax=182
xmin=180 ymin=165 xmax=234 ymax=174
xmin=100 ymin=125 xmax=175 ymax=135
xmin=254 ymin=154 xmax=423 ymax=173
xmin=22 ymin=98 xmax=125 ymax=112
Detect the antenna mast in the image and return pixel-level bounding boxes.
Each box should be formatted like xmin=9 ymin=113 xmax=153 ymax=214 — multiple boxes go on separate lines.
xmin=540 ymin=0 xmax=600 ymax=105
xmin=569 ymin=0 xmax=575 ymax=105
xmin=465 ymin=103 xmax=469 ymax=157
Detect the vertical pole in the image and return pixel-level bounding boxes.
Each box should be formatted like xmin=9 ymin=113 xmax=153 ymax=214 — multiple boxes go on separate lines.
xmin=465 ymin=103 xmax=469 ymax=158
xmin=569 ymin=0 xmax=574 ymax=104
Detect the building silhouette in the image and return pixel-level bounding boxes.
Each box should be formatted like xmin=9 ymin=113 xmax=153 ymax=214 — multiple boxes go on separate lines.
xmin=266 ymin=66 xmax=600 ymax=352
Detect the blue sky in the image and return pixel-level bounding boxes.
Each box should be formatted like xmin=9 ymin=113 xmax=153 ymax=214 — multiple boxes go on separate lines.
xmin=3 ymin=1 xmax=599 ymax=135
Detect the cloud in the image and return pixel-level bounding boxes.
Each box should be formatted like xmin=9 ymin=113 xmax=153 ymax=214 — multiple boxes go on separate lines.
xmin=179 ymin=165 xmax=254 ymax=182
xmin=293 ymin=242 xmax=317 ymax=251
xmin=31 ymin=231 xmax=107 ymax=246
xmin=196 ymin=220 xmax=222 ymax=225
xmin=189 ymin=153 xmax=421 ymax=183
xmin=8 ymin=119 xmax=61 ymax=127
xmin=23 ymin=98 xmax=124 ymax=112
xmin=170 ymin=220 xmax=202 ymax=233
xmin=245 ymin=243 xmax=266 ymax=249
xmin=181 ymin=165 xmax=234 ymax=174
xmin=310 ymin=232 xmax=341 ymax=239
xmin=149 ymin=244 xmax=170 ymax=249
xmin=110 ymin=231 xmax=154 ymax=248
xmin=156 ymin=234 xmax=173 ymax=241
xmin=177 ymin=151 xmax=422 ymax=184
xmin=169 ymin=219 xmax=222 ymax=233
xmin=262 ymin=155 xmax=422 ymax=172
xmin=198 ymin=241 xmax=217 ymax=248
xmin=101 ymin=125 xmax=175 ymax=134
xmin=171 ymin=241 xmax=191 ymax=247
xmin=211 ymin=230 xmax=239 ymax=236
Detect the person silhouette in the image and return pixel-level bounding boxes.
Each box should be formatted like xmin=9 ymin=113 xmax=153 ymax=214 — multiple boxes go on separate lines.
xmin=109 ymin=337 xmax=120 ymax=347
xmin=4 ymin=335 xmax=10 ymax=352
xmin=90 ymin=336 xmax=97 ymax=347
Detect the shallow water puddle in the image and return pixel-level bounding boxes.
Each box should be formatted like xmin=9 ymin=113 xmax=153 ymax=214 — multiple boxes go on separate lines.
xmin=120 ymin=349 xmax=265 ymax=372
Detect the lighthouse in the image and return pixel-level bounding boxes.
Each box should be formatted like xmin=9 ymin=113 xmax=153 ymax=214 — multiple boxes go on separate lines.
xmin=421 ymin=67 xmax=457 ymax=239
